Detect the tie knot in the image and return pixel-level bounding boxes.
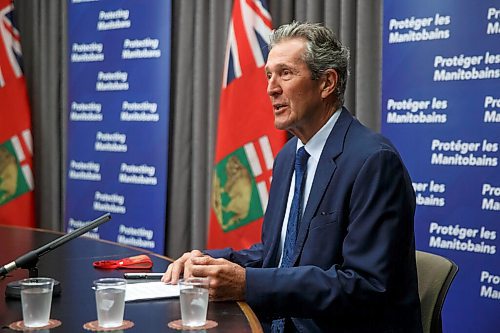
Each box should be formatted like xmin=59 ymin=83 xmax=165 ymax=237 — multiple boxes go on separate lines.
xmin=295 ymin=146 xmax=310 ymax=171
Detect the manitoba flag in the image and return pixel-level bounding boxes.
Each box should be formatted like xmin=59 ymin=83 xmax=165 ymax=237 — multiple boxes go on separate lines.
xmin=208 ymin=0 xmax=286 ymax=250
xmin=0 ymin=0 xmax=35 ymax=227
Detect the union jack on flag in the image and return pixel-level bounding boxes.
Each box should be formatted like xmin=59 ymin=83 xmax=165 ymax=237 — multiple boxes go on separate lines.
xmin=0 ymin=2 xmax=22 ymax=88
xmin=223 ymin=0 xmax=272 ymax=87
xmin=208 ymin=0 xmax=287 ymax=250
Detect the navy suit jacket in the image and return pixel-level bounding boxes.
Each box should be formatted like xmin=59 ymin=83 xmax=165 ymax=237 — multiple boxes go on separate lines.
xmin=207 ymin=108 xmax=422 ymax=332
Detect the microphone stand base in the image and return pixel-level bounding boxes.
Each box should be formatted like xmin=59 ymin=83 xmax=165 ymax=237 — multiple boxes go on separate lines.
xmin=5 ymin=280 xmax=62 ymax=299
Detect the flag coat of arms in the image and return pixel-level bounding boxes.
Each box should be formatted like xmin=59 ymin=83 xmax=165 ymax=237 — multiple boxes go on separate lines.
xmin=208 ymin=0 xmax=286 ymax=250
xmin=0 ymin=0 xmax=34 ymax=227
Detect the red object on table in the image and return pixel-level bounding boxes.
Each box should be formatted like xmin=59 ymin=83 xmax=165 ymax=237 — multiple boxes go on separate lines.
xmin=93 ymin=255 xmax=153 ymax=269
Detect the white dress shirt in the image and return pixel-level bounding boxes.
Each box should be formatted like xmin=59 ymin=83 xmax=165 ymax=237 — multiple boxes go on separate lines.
xmin=277 ymin=108 xmax=343 ymax=266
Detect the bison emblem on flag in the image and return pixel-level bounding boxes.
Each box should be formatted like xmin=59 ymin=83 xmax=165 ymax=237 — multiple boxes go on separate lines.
xmin=212 ymin=135 xmax=274 ymax=232
xmin=0 ymin=139 xmax=31 ymax=205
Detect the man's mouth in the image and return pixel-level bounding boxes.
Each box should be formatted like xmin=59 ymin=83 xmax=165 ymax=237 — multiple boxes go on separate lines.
xmin=274 ymin=103 xmax=288 ymax=111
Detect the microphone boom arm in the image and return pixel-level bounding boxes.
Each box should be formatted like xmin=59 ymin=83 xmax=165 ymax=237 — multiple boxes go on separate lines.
xmin=0 ymin=213 xmax=111 ymax=278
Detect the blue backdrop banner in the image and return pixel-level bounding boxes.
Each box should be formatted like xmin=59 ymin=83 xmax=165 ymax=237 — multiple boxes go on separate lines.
xmin=66 ymin=0 xmax=171 ymax=254
xmin=382 ymin=1 xmax=500 ymax=332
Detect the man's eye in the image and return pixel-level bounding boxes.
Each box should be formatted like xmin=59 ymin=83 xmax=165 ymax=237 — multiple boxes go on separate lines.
xmin=282 ymin=69 xmax=293 ymax=79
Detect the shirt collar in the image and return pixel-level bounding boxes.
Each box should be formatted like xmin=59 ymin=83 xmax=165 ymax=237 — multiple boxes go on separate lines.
xmin=296 ymin=108 xmax=343 ymax=162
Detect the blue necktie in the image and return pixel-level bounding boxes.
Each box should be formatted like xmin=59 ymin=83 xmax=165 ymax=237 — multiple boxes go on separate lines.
xmin=272 ymin=146 xmax=310 ymax=333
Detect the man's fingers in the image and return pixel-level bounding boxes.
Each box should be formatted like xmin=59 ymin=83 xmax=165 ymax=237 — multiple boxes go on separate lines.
xmin=189 ymin=260 xmax=227 ymax=278
xmin=184 ymin=257 xmax=194 ymax=279
xmin=187 ymin=259 xmax=246 ymax=301
xmin=184 ymin=251 xmax=207 ymax=278
xmin=190 ymin=256 xmax=209 ymax=265
xmin=190 ymin=249 xmax=204 ymax=257
xmin=170 ymin=258 xmax=187 ymax=284
xmin=161 ymin=262 xmax=174 ymax=283
xmin=190 ymin=256 xmax=225 ymax=265
xmin=162 ymin=251 xmax=199 ymax=284
xmin=188 ymin=257 xmax=231 ymax=278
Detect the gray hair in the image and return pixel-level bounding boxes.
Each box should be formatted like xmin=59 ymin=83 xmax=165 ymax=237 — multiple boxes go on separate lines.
xmin=269 ymin=21 xmax=350 ymax=106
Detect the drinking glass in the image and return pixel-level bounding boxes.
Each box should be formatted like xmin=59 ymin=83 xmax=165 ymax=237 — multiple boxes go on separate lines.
xmin=20 ymin=277 xmax=54 ymax=327
xmin=179 ymin=277 xmax=210 ymax=327
xmin=93 ymin=278 xmax=126 ymax=328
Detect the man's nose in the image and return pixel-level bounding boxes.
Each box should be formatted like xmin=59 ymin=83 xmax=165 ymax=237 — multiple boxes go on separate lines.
xmin=267 ymin=76 xmax=282 ymax=96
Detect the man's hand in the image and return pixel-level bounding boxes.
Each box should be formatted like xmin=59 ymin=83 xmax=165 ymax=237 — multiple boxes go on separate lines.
xmin=190 ymin=256 xmax=246 ymax=301
xmin=161 ymin=249 xmax=204 ymax=284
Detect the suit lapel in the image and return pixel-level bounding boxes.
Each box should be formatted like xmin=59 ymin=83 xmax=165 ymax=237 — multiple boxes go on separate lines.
xmin=292 ymin=108 xmax=353 ymax=265
xmin=263 ymin=139 xmax=296 ymax=267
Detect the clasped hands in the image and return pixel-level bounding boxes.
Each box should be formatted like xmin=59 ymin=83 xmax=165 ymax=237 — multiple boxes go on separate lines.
xmin=161 ymin=250 xmax=246 ymax=301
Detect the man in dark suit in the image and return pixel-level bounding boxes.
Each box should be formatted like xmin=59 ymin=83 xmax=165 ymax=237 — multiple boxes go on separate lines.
xmin=163 ymin=22 xmax=422 ymax=333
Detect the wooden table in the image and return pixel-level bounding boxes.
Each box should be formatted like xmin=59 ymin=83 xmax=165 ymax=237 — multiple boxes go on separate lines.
xmin=0 ymin=225 xmax=262 ymax=332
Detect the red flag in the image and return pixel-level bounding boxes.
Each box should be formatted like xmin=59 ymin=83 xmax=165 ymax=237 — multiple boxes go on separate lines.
xmin=208 ymin=0 xmax=286 ymax=250
xmin=0 ymin=0 xmax=35 ymax=227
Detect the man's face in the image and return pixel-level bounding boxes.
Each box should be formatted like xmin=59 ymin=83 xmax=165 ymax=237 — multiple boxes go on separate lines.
xmin=265 ymin=38 xmax=324 ymax=141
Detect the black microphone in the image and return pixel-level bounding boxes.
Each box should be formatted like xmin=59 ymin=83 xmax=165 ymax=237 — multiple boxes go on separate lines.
xmin=0 ymin=213 xmax=111 ymax=278
xmin=0 ymin=263 xmax=14 ymax=277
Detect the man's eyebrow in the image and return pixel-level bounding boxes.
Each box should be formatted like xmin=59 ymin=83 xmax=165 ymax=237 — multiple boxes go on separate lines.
xmin=265 ymin=63 xmax=291 ymax=71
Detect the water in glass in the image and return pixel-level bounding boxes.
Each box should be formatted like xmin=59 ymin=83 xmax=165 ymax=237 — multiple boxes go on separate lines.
xmin=180 ymin=287 xmax=209 ymax=327
xmin=95 ymin=288 xmax=125 ymax=328
xmin=21 ymin=287 xmax=52 ymax=327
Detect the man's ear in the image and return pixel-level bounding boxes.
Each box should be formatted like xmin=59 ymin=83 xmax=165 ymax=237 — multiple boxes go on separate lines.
xmin=320 ymin=69 xmax=338 ymax=99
